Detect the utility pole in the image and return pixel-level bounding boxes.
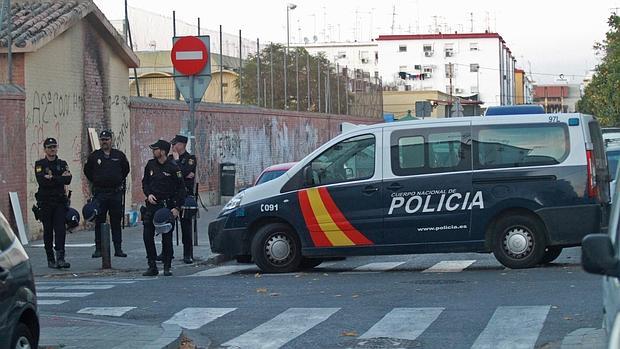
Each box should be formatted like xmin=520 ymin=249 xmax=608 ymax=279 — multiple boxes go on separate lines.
xmin=391 ymin=5 xmax=396 ymax=34
xmin=448 ymin=62 xmax=453 ymax=117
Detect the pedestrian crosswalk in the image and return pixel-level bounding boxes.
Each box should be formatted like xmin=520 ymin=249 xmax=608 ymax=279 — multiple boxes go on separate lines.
xmin=36 ymin=280 xmax=136 ymax=306
xmin=56 ymin=305 xmax=557 ymax=348
xmin=186 ymin=258 xmax=493 ymax=277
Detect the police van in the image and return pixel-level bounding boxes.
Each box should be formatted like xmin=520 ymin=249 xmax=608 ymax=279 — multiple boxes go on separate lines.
xmin=209 ymin=113 xmax=610 ymax=273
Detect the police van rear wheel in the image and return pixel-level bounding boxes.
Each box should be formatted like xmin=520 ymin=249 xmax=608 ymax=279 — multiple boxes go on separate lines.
xmin=492 ymin=215 xmax=546 ymax=269
xmin=251 ymin=223 xmax=302 ymax=273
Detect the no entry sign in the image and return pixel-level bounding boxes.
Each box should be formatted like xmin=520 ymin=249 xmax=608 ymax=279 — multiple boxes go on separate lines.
xmin=171 ymin=36 xmax=209 ymax=76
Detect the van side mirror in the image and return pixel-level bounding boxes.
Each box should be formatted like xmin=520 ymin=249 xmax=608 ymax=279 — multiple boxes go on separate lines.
xmin=582 ymin=234 xmax=620 ymax=277
xmin=303 ymin=165 xmax=314 ymax=186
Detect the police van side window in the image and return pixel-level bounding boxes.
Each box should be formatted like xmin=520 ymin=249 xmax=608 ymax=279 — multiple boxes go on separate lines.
xmin=391 ymin=128 xmax=470 ymax=176
xmin=473 ymin=124 xmax=569 ymax=169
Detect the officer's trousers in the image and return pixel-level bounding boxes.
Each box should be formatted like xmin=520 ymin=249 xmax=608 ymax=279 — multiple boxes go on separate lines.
xmin=41 ymin=203 xmax=67 ymax=252
xmin=180 ymin=216 xmax=193 ymax=256
xmin=94 ymin=192 xmax=123 ymax=245
xmin=143 ymin=205 xmax=173 ymax=263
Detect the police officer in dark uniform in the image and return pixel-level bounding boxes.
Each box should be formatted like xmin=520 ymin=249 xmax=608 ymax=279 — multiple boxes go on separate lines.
xmin=170 ymin=134 xmax=197 ymax=264
xmin=142 ymin=140 xmax=186 ymax=276
xmin=35 ymin=138 xmax=72 ymax=269
xmin=84 ymin=130 xmax=130 ymax=258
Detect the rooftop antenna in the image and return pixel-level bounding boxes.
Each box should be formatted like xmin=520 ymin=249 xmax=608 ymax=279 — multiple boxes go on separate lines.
xmin=485 ymin=11 xmax=490 ymax=32
xmin=432 ymin=15 xmax=439 ymax=33
xmin=354 ymin=8 xmax=359 ymax=41
xmin=416 ymin=0 xmax=420 ymax=33
xmin=391 ymin=5 xmax=396 ymax=34
xmin=470 ymin=12 xmax=474 ymax=32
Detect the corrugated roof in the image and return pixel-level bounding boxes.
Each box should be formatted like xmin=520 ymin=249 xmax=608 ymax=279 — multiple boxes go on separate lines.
xmin=0 ymin=0 xmax=139 ymax=67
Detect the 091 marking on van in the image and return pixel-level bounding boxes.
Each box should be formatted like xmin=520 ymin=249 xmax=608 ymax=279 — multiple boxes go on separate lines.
xmin=298 ymin=187 xmax=374 ymax=247
xmin=388 ymin=189 xmax=484 ymax=215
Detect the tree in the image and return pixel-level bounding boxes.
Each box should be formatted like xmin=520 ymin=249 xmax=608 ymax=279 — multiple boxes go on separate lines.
xmin=235 ymin=44 xmax=349 ymax=113
xmin=577 ymin=14 xmax=620 ymax=126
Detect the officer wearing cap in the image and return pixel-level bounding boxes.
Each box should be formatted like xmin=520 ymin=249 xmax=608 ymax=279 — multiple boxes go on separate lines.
xmin=170 ymin=134 xmax=197 ymax=264
xmin=141 ymin=139 xmax=187 ymax=276
xmin=84 ymin=130 xmax=130 ymax=258
xmin=34 ymin=138 xmax=72 ymax=269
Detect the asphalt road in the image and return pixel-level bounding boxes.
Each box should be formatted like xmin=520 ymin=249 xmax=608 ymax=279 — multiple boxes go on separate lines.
xmin=37 ymin=247 xmax=604 ymax=349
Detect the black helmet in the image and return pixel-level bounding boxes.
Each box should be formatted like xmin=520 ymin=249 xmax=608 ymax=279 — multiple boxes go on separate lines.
xmin=153 ymin=208 xmax=174 ymax=235
xmin=82 ymin=200 xmax=100 ymax=222
xmin=181 ymin=196 xmax=198 ymax=218
xmin=65 ymin=207 xmax=80 ymax=230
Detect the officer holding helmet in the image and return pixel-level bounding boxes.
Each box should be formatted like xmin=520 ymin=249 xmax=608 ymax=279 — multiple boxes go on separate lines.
xmin=84 ymin=130 xmax=130 ymax=258
xmin=170 ymin=134 xmax=197 ymax=264
xmin=34 ymin=137 xmax=72 ymax=269
xmin=141 ymin=139 xmax=186 ymax=276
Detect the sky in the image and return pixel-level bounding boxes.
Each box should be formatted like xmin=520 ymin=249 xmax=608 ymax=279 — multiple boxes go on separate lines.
xmin=94 ymin=0 xmax=620 ymax=83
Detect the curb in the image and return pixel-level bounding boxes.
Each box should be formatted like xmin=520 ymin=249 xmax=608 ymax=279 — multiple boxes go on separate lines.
xmin=144 ymin=324 xmax=183 ymax=349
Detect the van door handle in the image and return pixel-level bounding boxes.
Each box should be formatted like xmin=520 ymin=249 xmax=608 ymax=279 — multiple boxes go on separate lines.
xmin=362 ymin=185 xmax=379 ymax=195
xmin=387 ymin=183 xmax=403 ymax=191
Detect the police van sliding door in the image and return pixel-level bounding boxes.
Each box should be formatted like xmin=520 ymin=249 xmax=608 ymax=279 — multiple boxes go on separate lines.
xmin=382 ymin=122 xmax=473 ymax=246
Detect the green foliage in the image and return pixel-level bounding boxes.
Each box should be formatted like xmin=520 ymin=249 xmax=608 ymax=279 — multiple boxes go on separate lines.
xmin=578 ymin=14 xmax=620 ymax=126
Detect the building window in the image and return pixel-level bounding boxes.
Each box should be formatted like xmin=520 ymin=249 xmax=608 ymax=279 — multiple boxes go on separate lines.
xmin=423 ymin=66 xmax=434 ymax=73
xmin=470 ymin=63 xmax=480 ymax=72
xmin=444 ymin=43 xmax=454 ymax=57
xmin=337 ymin=51 xmax=346 ymax=59
xmin=423 ymin=44 xmax=433 ymax=57
xmin=405 ymin=85 xmax=412 ymax=91
xmin=399 ymin=45 xmax=407 ymax=52
xmin=360 ymin=51 xmax=369 ymax=63
xmin=470 ymin=43 xmax=479 ymax=51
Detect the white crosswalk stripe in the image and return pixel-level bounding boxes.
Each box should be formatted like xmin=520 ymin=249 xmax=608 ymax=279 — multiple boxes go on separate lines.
xmin=37 ymin=300 xmax=69 ymax=305
xmin=77 ymin=307 xmax=136 ymax=317
xmin=37 ymin=292 xmax=93 ymax=298
xmin=341 ymin=261 xmax=407 ymax=274
xmin=35 ymin=281 xmax=131 ymax=306
xmin=187 ymin=265 xmax=256 ymax=277
xmin=423 ymin=260 xmax=476 ymax=273
xmin=163 ymin=307 xmax=236 ymax=329
xmin=223 ymin=308 xmax=340 ymax=349
xmin=471 ymin=305 xmax=550 ymax=349
xmin=359 ymin=307 xmax=444 ymax=340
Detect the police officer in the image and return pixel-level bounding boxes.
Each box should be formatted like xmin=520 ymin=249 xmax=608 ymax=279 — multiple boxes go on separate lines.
xmin=84 ymin=130 xmax=130 ymax=258
xmin=170 ymin=134 xmax=197 ymax=264
xmin=35 ymin=138 xmax=72 ymax=269
xmin=142 ymin=140 xmax=186 ymax=276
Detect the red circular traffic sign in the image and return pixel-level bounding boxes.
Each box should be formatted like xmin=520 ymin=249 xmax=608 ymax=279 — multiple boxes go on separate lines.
xmin=171 ymin=36 xmax=209 ymax=76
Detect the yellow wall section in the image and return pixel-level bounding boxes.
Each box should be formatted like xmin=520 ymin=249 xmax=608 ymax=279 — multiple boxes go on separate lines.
xmin=306 ymin=188 xmax=355 ymax=246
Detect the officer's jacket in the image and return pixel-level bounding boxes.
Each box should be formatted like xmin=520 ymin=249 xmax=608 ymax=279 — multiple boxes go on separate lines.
xmin=142 ymin=158 xmax=186 ymax=208
xmin=84 ymin=148 xmax=130 ymax=190
xmin=169 ymin=151 xmax=196 ymax=194
xmin=35 ymin=157 xmax=72 ymax=200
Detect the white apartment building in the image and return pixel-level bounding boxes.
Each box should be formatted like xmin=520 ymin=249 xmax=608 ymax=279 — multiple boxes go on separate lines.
xmin=289 ymin=41 xmax=379 ymax=78
xmin=376 ymin=33 xmax=516 ymax=107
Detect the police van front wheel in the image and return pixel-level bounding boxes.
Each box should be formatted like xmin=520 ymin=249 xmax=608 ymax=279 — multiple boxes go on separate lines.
xmin=492 ymin=215 xmax=546 ymax=269
xmin=251 ymin=223 xmax=302 ymax=273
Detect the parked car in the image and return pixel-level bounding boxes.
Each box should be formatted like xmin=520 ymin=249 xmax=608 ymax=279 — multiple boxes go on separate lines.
xmin=0 ymin=211 xmax=39 ymax=349
xmin=254 ymin=162 xmax=297 ymax=186
xmin=607 ymin=144 xmax=620 ymax=200
xmin=603 ymin=127 xmax=620 ymax=146
xmin=582 ymin=171 xmax=620 ymax=349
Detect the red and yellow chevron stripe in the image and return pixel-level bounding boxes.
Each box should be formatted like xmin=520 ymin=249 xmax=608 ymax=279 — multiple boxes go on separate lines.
xmin=298 ymin=187 xmax=373 ymax=247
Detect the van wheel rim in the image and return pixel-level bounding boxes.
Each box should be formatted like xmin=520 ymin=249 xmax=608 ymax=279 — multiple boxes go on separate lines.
xmin=265 ymin=233 xmax=292 ymax=264
xmin=15 ymin=337 xmax=31 ymax=349
xmin=503 ymin=227 xmax=533 ymax=258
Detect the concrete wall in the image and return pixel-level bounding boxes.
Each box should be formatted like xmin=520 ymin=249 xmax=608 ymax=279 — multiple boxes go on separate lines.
xmin=23 ymin=19 xmax=132 ymax=239
xmin=0 ymin=85 xmax=26 ymax=229
xmin=129 ymin=98 xmax=379 ymax=205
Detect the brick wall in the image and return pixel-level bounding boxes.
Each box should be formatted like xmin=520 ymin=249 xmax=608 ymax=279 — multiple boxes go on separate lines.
xmin=0 ymin=53 xmax=26 ymax=87
xmin=129 ymin=98 xmax=380 ymax=205
xmin=0 ymin=85 xmax=26 ymax=230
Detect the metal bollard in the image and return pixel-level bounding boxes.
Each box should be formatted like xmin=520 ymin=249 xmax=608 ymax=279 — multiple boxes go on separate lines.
xmin=100 ymin=223 xmax=112 ymax=269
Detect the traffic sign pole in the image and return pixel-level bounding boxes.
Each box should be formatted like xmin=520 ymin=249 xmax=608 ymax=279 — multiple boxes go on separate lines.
xmin=189 ymin=74 xmax=195 ymax=153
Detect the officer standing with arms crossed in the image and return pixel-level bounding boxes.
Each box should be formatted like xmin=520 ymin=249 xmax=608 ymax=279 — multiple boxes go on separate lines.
xmin=34 ymin=138 xmax=72 ymax=269
xmin=84 ymin=130 xmax=130 ymax=258
xmin=142 ymin=140 xmax=186 ymax=276
xmin=170 ymin=134 xmax=196 ymax=264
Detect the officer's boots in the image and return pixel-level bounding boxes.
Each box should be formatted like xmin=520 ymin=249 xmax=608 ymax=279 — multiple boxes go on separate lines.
xmin=91 ymin=243 xmax=102 ymax=258
xmin=163 ymin=260 xmax=172 ymax=276
xmin=183 ymin=245 xmax=194 ymax=264
xmin=114 ymin=242 xmax=127 ymax=257
xmin=142 ymin=260 xmax=158 ymax=276
xmin=46 ymin=249 xmax=57 ymax=269
xmin=55 ymin=250 xmax=70 ymax=269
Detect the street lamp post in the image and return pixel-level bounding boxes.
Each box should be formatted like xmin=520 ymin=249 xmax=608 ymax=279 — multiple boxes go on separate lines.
xmin=286 ymin=3 xmax=296 ymax=110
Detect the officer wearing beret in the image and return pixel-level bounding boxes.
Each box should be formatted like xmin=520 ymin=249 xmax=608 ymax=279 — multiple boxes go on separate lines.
xmin=170 ymin=134 xmax=197 ymax=264
xmin=141 ymin=140 xmax=187 ymax=276
xmin=84 ymin=130 xmax=130 ymax=258
xmin=34 ymin=138 xmax=72 ymax=269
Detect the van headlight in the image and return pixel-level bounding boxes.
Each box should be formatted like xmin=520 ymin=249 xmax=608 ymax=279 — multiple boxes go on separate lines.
xmin=222 ymin=192 xmax=244 ymax=212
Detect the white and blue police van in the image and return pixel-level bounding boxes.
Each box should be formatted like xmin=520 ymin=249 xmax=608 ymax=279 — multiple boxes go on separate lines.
xmin=209 ymin=113 xmax=610 ymax=273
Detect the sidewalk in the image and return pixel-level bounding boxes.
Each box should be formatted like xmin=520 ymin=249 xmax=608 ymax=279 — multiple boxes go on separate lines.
xmin=25 ymin=205 xmax=225 ymax=278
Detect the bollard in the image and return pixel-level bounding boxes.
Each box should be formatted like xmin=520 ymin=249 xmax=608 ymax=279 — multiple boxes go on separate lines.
xmin=100 ymin=223 xmax=112 ymax=269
